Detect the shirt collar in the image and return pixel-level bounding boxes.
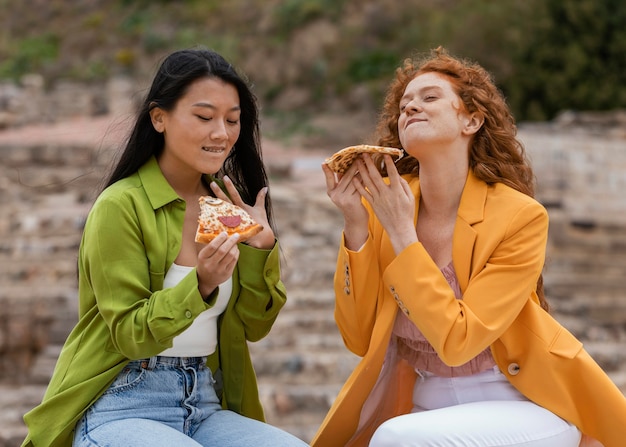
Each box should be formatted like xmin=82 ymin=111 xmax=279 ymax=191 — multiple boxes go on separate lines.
xmin=137 ymin=156 xmax=180 ymax=210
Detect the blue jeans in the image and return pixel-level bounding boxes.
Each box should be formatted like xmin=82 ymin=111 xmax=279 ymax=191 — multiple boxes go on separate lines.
xmin=73 ymin=356 xmax=308 ymax=447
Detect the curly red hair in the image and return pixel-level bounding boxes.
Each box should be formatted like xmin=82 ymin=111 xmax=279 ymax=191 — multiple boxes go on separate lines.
xmin=375 ymin=47 xmax=548 ymax=311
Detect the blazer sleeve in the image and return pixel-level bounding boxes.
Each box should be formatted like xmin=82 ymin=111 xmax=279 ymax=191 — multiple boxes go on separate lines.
xmin=334 ymin=195 xmax=392 ymax=357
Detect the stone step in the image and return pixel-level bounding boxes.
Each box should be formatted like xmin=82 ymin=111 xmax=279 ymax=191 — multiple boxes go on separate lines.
xmin=250 ymin=347 xmax=359 ymax=385
xmin=549 ymin=293 xmax=626 ymax=316
xmin=0 ymin=142 xmax=103 ymax=167
xmin=582 ymin=341 xmax=626 ymax=373
xmin=0 ymin=286 xmax=77 ymax=348
xmin=0 ymin=257 xmax=77 ymax=285
xmin=544 ymin=251 xmax=626 ymax=273
xmin=258 ymin=383 xmax=342 ymax=444
xmin=0 ymin=383 xmax=44 ymax=447
xmin=2 ymin=195 xmax=89 ymax=235
xmin=279 ymin=287 xmax=336 ymax=309
xmin=544 ymin=275 xmax=626 ymax=304
xmin=264 ymin=307 xmax=338 ymax=336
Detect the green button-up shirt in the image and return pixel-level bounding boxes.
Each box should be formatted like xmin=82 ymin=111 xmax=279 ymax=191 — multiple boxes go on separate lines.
xmin=22 ymin=156 xmax=287 ymax=447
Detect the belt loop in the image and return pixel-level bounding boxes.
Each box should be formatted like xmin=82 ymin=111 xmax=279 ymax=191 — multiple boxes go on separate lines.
xmin=147 ymin=356 xmax=158 ymax=370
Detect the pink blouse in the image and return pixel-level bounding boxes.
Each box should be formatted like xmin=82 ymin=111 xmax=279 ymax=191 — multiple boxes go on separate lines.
xmin=391 ymin=261 xmax=496 ymax=377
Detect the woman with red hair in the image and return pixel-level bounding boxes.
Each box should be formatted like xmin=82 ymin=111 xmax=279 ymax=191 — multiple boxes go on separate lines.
xmin=314 ymin=47 xmax=626 ymax=447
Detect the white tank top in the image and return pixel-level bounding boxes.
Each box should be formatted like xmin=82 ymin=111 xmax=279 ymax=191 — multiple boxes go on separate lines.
xmin=159 ymin=263 xmax=232 ymax=357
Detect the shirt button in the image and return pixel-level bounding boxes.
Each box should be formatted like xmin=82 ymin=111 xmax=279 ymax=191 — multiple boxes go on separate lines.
xmin=507 ymin=363 xmax=520 ymax=375
xmin=185 ymin=310 xmax=193 ymax=319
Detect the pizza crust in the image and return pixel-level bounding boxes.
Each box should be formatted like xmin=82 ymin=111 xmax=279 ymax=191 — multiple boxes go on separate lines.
xmin=195 ymin=196 xmax=263 ymax=243
xmin=324 ymin=144 xmax=403 ymax=174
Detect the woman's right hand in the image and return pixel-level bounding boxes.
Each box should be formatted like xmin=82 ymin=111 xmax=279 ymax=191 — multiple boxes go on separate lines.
xmin=322 ymin=161 xmax=369 ymax=250
xmin=196 ymin=232 xmax=240 ymax=299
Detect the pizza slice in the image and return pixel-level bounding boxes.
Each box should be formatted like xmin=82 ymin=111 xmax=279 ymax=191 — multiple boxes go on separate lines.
xmin=195 ymin=196 xmax=263 ymax=243
xmin=324 ymin=144 xmax=404 ymax=174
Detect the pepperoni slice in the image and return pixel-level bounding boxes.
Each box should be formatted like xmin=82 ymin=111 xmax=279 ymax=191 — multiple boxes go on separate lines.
xmin=218 ymin=215 xmax=242 ymax=228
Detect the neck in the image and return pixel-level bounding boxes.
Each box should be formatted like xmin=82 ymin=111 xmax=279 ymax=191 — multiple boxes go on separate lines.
xmin=157 ymin=158 xmax=209 ymax=198
xmin=418 ymin=159 xmax=468 ymax=218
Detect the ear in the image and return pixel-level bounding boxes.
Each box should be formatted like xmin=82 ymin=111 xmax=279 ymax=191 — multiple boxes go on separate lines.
xmin=149 ymin=103 xmax=166 ymax=133
xmin=462 ymin=112 xmax=484 ymax=136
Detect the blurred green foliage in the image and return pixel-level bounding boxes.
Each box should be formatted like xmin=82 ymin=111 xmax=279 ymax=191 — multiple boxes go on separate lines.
xmin=272 ymin=0 xmax=346 ymax=38
xmin=0 ymin=0 xmax=624 ymax=121
xmin=0 ymin=34 xmax=59 ymax=79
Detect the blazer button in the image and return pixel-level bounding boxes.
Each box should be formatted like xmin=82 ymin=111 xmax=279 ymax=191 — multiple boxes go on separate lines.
xmin=507 ymin=363 xmax=520 ymax=375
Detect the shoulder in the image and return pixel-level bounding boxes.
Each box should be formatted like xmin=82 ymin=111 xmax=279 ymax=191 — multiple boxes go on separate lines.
xmin=459 ymin=171 xmax=548 ymax=235
xmin=482 ymin=183 xmax=549 ymax=237
xmin=487 ymin=182 xmax=546 ymax=217
xmin=97 ymin=173 xmax=144 ymax=203
xmin=86 ymin=173 xmax=147 ymax=224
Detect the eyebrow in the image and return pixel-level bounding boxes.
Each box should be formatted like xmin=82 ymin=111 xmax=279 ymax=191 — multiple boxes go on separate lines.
xmin=401 ymin=85 xmax=445 ymax=101
xmin=191 ymin=102 xmax=241 ymax=112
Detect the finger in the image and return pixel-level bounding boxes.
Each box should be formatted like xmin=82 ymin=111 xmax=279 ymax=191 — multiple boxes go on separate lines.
xmin=210 ymin=181 xmax=231 ymax=203
xmin=384 ymin=154 xmax=402 ymax=188
xmin=355 ymin=156 xmax=381 ymax=196
xmin=254 ymin=186 xmax=269 ymax=209
xmin=352 ymin=175 xmax=372 ymax=203
xmin=322 ymin=163 xmax=339 ymax=191
xmin=200 ymin=232 xmax=239 ymax=259
xmin=222 ymin=175 xmax=245 ymax=206
xmin=400 ymin=176 xmax=413 ymax=199
xmin=325 ymin=161 xmax=360 ymax=196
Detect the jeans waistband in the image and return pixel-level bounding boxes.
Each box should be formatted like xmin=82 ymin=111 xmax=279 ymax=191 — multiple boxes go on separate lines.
xmin=130 ymin=356 xmax=207 ymax=370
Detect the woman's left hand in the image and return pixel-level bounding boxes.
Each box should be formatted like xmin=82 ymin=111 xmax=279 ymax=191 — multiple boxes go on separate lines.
xmin=353 ymin=154 xmax=418 ymax=254
xmin=210 ymin=176 xmax=276 ymax=249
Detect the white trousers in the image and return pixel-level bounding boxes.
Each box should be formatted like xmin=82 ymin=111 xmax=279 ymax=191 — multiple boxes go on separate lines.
xmin=369 ymin=367 xmax=581 ymax=447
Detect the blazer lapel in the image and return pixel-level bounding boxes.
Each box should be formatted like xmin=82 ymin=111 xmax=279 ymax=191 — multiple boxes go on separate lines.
xmin=453 ymin=171 xmax=487 ymax=293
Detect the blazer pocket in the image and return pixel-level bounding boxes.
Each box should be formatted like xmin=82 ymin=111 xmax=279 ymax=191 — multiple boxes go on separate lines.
xmin=548 ymin=327 xmax=583 ymax=358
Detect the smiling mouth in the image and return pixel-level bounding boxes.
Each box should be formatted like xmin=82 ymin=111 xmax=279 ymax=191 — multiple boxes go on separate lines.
xmin=202 ymin=147 xmax=225 ymax=153
xmin=406 ymin=118 xmax=425 ymax=127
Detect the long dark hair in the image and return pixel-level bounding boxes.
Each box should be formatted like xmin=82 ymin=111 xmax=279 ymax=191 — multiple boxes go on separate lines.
xmin=103 ymin=47 xmax=275 ymax=229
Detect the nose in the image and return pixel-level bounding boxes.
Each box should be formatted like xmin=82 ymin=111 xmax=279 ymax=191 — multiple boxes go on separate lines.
xmin=404 ymin=99 xmax=422 ymax=114
xmin=210 ymin=120 xmax=228 ymax=141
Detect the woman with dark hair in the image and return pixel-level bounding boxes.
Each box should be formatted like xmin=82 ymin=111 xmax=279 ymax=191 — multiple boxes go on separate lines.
xmin=21 ymin=48 xmax=308 ymax=447
xmin=313 ymin=47 xmax=626 ymax=447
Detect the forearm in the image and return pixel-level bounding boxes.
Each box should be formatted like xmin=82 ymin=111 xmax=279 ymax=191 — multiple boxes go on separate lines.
xmin=343 ymin=216 xmax=369 ymax=251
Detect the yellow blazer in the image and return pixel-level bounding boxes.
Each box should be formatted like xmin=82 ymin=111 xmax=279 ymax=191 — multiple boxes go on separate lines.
xmin=311 ymin=171 xmax=626 ymax=447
